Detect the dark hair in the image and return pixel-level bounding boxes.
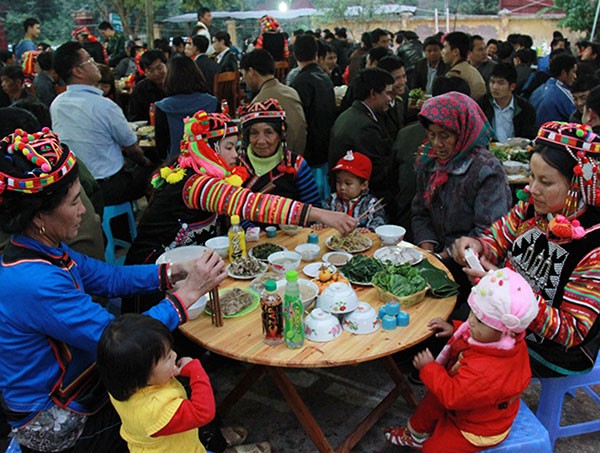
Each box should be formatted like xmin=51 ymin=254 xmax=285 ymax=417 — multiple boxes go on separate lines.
xmin=323 ymin=32 xmax=335 ymax=41
xmin=154 ymin=38 xmax=171 ymax=55
xmin=294 ymin=34 xmax=318 ymax=62
xmin=23 ymin=18 xmax=39 ymax=34
xmin=293 ymin=29 xmax=305 ymax=37
xmin=164 ymin=55 xmax=208 ymax=95
xmin=586 ymin=42 xmax=600 ymax=59
xmin=470 ymin=34 xmax=484 ymax=51
xmin=0 ymin=50 xmax=13 ymax=63
xmin=531 ymin=144 xmax=575 ymax=181
xmin=240 ymin=49 xmax=274 ymax=76
xmin=97 ymin=314 xmax=173 ymax=402
xmin=360 ymin=32 xmax=372 ymax=49
xmin=37 ymin=42 xmax=51 ymax=51
xmin=354 ymin=68 xmax=394 ymax=101
xmin=53 ymin=41 xmax=84 ymax=83
xmin=139 ymin=49 xmax=166 ymax=71
xmin=335 ymin=27 xmax=347 ymax=39
xmin=367 ymin=46 xmax=391 ymax=64
xmin=395 ymin=31 xmax=406 ymax=46
xmin=213 ymin=31 xmax=231 ymax=47
xmin=571 ymin=76 xmax=599 ymax=94
xmin=191 ymin=35 xmax=210 ymax=54
xmin=378 ymin=55 xmax=404 ymax=73
xmin=490 ymin=62 xmax=517 ymax=85
xmin=423 ymin=36 xmax=442 ymax=50
xmin=172 ymin=36 xmax=184 ymax=47
xmin=585 ymin=85 xmax=600 ymax=112
xmin=487 ymin=38 xmax=498 ymax=47
xmin=514 ymin=48 xmax=534 ymax=66
xmin=444 ymin=32 xmax=470 ymax=60
xmin=36 ymin=50 xmax=53 ymax=71
xmin=0 ymin=106 xmax=40 ymax=136
xmin=518 ymin=34 xmax=533 ymax=49
xmin=404 ymin=31 xmax=419 ymax=41
xmin=198 ymin=6 xmax=211 ymax=20
xmin=432 ymin=78 xmax=471 ymax=97
xmin=549 ymin=53 xmax=577 ymax=79
xmin=371 ymin=28 xmax=389 ymax=45
xmin=317 ymin=40 xmax=335 ymax=59
xmin=551 ymin=37 xmax=566 ymax=49
xmin=13 ymin=98 xmax=51 ymax=128
xmin=496 ymin=41 xmax=515 ymax=60
xmin=506 ymin=34 xmax=520 ymax=46
xmin=98 ymin=21 xmax=113 ymax=31
xmin=0 ymin=65 xmax=24 ymax=82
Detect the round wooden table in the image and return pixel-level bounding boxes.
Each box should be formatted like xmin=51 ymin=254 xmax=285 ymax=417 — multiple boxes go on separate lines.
xmin=179 ymin=228 xmax=457 ymax=452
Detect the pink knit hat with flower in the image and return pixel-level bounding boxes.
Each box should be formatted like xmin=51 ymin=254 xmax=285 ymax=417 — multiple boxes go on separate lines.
xmin=468 ymin=268 xmax=538 ymax=334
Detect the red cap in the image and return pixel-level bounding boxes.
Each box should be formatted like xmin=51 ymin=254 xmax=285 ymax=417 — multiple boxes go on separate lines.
xmin=332 ymin=151 xmax=372 ymax=180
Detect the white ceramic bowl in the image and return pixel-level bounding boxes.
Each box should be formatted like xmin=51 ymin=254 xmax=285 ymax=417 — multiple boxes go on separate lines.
xmin=268 ymin=251 xmax=302 ymax=274
xmin=295 ymin=243 xmax=321 ymax=262
xmin=155 ymin=245 xmax=208 ymax=264
xmin=342 ymin=302 xmax=381 ymax=334
xmin=316 ymin=282 xmax=359 ymax=314
xmin=275 ymin=279 xmax=319 ymax=310
xmin=205 ymin=236 xmax=229 ymax=258
xmin=375 ymin=225 xmax=406 ymax=245
xmin=187 ymin=295 xmax=208 ymax=320
xmin=304 ymin=308 xmax=343 ymax=342
xmin=279 ymin=224 xmax=302 ymax=236
xmin=502 ymin=161 xmax=527 ymax=175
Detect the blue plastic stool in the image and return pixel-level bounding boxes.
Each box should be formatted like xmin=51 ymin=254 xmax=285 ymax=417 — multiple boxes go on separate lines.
xmin=535 ymin=356 xmax=600 ymax=448
xmin=101 ymin=202 xmax=137 ymax=265
xmin=481 ymin=401 xmax=551 ymax=452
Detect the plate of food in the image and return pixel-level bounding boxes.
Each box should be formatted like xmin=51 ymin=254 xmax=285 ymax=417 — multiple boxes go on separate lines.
xmin=325 ymin=231 xmax=373 ymax=253
xmin=322 ymin=251 xmax=353 ymax=267
xmin=227 ymin=257 xmax=268 ymax=279
xmin=205 ymin=287 xmax=260 ymax=317
xmin=248 ymin=243 xmax=286 ymax=262
xmin=339 ymin=255 xmax=384 ymax=286
xmin=303 ymin=262 xmax=337 ymax=279
xmin=373 ymin=246 xmax=424 ymax=266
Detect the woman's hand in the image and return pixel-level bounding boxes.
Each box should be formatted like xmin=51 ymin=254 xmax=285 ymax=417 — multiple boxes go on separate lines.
xmin=309 ymin=208 xmax=357 ymax=235
xmin=462 ymin=255 xmax=497 ymax=285
xmin=427 ymin=318 xmax=454 ymax=338
xmin=413 ymin=348 xmax=435 ymax=370
xmin=451 ymin=236 xmax=483 ymax=266
xmin=174 ymin=250 xmax=227 ymax=308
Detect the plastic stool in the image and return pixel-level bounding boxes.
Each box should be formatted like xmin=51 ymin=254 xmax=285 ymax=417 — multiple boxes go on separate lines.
xmin=481 ymin=401 xmax=551 ymax=452
xmin=101 ymin=202 xmax=137 ymax=265
xmin=535 ymin=356 xmax=600 ymax=448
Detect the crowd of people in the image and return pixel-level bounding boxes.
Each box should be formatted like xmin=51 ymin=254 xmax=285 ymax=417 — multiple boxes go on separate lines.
xmin=1 ymin=9 xmax=600 ymax=453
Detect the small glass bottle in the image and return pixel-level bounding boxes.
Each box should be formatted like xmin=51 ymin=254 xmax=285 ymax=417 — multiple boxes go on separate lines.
xmin=283 ymin=270 xmax=305 ymax=349
xmin=149 ymin=102 xmax=156 ymax=126
xmin=261 ymin=280 xmax=284 ymax=346
xmin=221 ymin=99 xmax=229 ymax=116
xmin=228 ymin=215 xmax=247 ymax=262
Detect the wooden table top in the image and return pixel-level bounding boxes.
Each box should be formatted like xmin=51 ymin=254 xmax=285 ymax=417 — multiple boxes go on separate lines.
xmin=179 ymin=228 xmax=456 ymax=369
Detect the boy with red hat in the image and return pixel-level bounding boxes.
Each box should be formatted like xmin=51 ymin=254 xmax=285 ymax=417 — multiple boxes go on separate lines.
xmin=322 ymin=150 xmax=386 ymax=231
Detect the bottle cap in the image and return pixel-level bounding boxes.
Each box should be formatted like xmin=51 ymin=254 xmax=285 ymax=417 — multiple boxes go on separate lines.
xmin=285 ymin=270 xmax=298 ymax=282
xmin=231 ymin=214 xmax=240 ymax=225
xmin=265 ymin=280 xmax=276 ymax=292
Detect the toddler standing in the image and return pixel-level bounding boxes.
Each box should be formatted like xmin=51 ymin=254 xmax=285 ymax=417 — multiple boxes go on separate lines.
xmin=97 ymin=314 xmax=215 ymax=453
xmin=323 ymin=150 xmax=386 ymax=231
xmin=385 ymin=268 xmax=539 ymax=452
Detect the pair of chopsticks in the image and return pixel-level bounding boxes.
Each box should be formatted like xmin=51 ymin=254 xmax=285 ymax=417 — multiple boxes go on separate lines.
xmin=208 ymin=288 xmax=223 ymax=327
xmin=357 ymin=198 xmax=386 ymax=222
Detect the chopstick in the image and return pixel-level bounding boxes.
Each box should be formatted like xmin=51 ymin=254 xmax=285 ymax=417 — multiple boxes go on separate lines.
xmin=208 ymin=288 xmax=223 ymax=327
xmin=357 ymin=198 xmax=386 ymax=222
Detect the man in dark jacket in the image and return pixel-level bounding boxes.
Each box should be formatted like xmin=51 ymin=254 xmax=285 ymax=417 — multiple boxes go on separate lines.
xmin=477 ymin=62 xmax=537 ymax=141
xmin=395 ymin=31 xmax=424 ymax=89
xmin=414 ymin=36 xmax=447 ymax=95
xmin=127 ymin=50 xmax=167 ymax=122
xmin=187 ymin=35 xmax=219 ymax=93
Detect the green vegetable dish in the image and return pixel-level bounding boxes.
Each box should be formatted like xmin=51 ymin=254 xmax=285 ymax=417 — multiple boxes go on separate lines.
xmin=339 ymin=255 xmax=384 ymax=284
xmin=250 ymin=243 xmax=284 ymax=261
xmin=372 ymin=264 xmax=427 ymax=297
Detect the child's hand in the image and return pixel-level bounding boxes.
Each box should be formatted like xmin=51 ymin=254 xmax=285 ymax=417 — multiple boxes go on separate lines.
xmin=427 ymin=318 xmax=454 ymax=338
xmin=311 ymin=223 xmax=325 ymax=231
xmin=175 ymin=357 xmax=193 ymax=376
xmin=413 ymin=348 xmax=435 ymax=370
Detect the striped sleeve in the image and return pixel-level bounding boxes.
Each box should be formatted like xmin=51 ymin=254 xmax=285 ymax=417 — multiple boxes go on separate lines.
xmin=183 ymin=174 xmax=311 ymax=226
xmin=529 ymin=249 xmax=600 ymax=347
xmin=295 ymin=157 xmax=322 ymax=207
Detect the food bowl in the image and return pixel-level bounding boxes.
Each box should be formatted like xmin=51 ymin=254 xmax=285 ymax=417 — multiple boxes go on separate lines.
xmin=295 ymin=243 xmax=321 ymax=262
xmin=316 ymin=282 xmax=359 ymax=314
xmin=375 ymin=225 xmax=406 ymax=245
xmin=275 ymin=279 xmax=319 ymax=310
xmin=187 ymin=295 xmax=208 ymax=320
xmin=342 ymin=302 xmax=380 ymax=334
xmin=304 ymin=308 xmax=343 ymax=342
xmin=205 ymin=236 xmax=229 ymax=258
xmin=155 ymin=245 xmax=207 ymax=264
xmin=268 ymin=251 xmax=302 ymax=274
xmin=279 ymin=224 xmax=302 ymax=236
xmin=322 ymin=251 xmax=353 ymax=267
xmin=502 ymin=161 xmax=527 ymax=175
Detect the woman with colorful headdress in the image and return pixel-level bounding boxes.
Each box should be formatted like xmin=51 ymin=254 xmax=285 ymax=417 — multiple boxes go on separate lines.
xmin=255 ymin=15 xmax=289 ymax=62
xmin=0 ymin=128 xmax=226 ymax=451
xmin=126 ymin=110 xmax=355 ymax=269
xmin=412 ymin=91 xmax=512 ymax=260
xmin=453 ymin=121 xmax=600 ymax=377
xmin=237 ymin=98 xmax=321 ymax=227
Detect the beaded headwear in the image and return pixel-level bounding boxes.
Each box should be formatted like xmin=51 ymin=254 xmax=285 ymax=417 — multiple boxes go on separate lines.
xmin=151 ymin=111 xmax=247 ymax=188
xmin=259 ymin=15 xmax=281 ymax=33
xmin=0 ymin=128 xmax=77 ymax=204
xmin=534 ymin=121 xmax=600 ymax=211
xmin=72 ymin=26 xmax=91 ymax=38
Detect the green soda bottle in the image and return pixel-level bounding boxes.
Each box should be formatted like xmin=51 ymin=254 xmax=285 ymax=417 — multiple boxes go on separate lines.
xmin=283 ymin=270 xmax=305 ymax=348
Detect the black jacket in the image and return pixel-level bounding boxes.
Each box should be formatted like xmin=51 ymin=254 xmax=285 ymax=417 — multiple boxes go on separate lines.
xmin=195 ymin=54 xmax=220 ymax=94
xmin=477 ymin=94 xmax=537 ymax=140
xmin=216 ymin=49 xmax=238 ymax=73
xmin=413 ymin=58 xmax=448 ymax=93
xmin=127 ymin=78 xmax=166 ymax=122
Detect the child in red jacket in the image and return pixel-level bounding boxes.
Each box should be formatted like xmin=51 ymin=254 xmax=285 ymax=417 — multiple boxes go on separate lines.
xmin=385 ymin=268 xmax=539 ymax=452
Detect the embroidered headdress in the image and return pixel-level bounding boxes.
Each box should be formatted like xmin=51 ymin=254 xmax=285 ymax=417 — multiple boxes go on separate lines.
xmin=259 ymin=15 xmax=281 ymax=33
xmin=0 ymin=128 xmax=77 ymax=204
xmin=151 ymin=111 xmax=248 ymax=188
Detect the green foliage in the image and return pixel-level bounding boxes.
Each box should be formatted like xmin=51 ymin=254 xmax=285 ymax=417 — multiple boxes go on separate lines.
xmin=181 ymin=0 xmax=244 ymax=12
xmin=312 ymin=0 xmax=389 ymax=23
xmin=458 ymin=0 xmax=499 ymax=15
xmin=552 ymin=0 xmax=595 ymax=36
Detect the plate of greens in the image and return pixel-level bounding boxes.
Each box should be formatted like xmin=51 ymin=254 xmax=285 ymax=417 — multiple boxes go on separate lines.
xmin=249 ymin=243 xmax=286 ymax=262
xmin=372 ymin=263 xmax=428 ymax=301
xmin=339 ymin=255 xmax=384 ymax=286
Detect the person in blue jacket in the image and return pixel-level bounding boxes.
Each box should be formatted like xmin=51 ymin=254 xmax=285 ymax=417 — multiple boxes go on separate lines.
xmin=0 ymin=127 xmax=226 ymax=452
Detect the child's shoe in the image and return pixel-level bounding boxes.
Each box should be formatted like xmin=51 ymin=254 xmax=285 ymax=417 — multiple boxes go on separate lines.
xmin=384 ymin=426 xmax=425 ymax=449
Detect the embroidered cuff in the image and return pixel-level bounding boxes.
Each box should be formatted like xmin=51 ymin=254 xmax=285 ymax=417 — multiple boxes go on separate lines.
xmin=166 ymin=293 xmax=188 ymax=324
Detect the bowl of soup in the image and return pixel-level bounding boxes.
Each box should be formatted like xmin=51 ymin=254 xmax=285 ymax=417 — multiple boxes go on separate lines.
xmin=268 ymin=251 xmax=302 ymax=274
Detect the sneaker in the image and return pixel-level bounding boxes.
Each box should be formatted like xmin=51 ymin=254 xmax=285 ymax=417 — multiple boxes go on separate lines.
xmin=384 ymin=426 xmax=425 ymax=449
